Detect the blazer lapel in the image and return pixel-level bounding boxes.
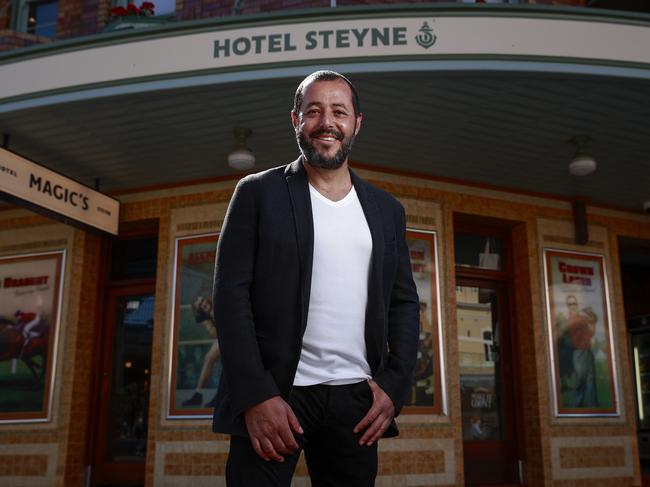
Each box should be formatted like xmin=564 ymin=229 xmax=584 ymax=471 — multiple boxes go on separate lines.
xmin=285 ymin=158 xmax=314 ymax=334
xmin=351 ymin=170 xmax=385 ymax=373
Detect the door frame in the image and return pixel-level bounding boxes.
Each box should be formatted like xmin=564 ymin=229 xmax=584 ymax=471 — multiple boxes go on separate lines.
xmin=456 ymin=277 xmax=519 ymax=485
xmin=454 ymin=218 xmax=524 ymax=486
xmin=91 ymin=282 xmax=156 ymax=485
xmin=86 ymin=219 xmax=158 ymax=486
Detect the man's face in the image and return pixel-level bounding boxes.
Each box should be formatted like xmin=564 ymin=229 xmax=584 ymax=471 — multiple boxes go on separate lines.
xmin=567 ymin=297 xmax=578 ymax=313
xmin=195 ymin=296 xmax=212 ymax=314
xmin=292 ymin=79 xmax=362 ymax=169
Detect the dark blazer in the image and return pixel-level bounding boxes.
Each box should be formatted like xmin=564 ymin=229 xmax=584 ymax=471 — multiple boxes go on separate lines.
xmin=212 ymin=158 xmax=419 ymax=437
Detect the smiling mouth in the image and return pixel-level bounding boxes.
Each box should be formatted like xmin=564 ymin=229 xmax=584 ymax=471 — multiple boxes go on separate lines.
xmin=316 ymin=136 xmax=337 ymax=143
xmin=312 ymin=130 xmax=342 ymax=143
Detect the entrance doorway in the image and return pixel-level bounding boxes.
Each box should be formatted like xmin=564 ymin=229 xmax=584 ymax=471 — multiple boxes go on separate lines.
xmin=455 ymin=223 xmax=521 ymax=485
xmin=93 ymin=286 xmax=154 ymax=485
xmin=89 ymin=223 xmax=158 ymax=487
xmin=618 ymin=237 xmax=650 ymax=481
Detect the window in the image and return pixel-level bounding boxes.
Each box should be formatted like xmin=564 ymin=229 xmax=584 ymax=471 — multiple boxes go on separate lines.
xmin=152 ymin=0 xmax=175 ymax=15
xmin=21 ymin=0 xmax=58 ymax=38
xmin=455 ymin=234 xmax=504 ymax=271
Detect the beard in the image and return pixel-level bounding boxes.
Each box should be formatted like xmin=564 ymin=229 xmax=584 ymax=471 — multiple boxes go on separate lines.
xmin=296 ymin=126 xmax=356 ymax=170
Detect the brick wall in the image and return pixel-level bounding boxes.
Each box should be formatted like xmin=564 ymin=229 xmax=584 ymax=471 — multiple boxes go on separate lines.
xmin=0 ymin=6 xmax=10 ymax=30
xmin=179 ymin=0 xmax=589 ymax=21
xmin=0 ymin=30 xmax=51 ymax=52
xmin=176 ymin=0 xmax=232 ymax=23
xmin=0 ymin=0 xmax=595 ymax=53
xmin=0 ymin=215 xmax=98 ymax=487
xmin=0 ymin=166 xmax=646 ymax=486
xmin=34 ymin=0 xmax=110 ymax=40
xmin=113 ymin=168 xmax=646 ymax=487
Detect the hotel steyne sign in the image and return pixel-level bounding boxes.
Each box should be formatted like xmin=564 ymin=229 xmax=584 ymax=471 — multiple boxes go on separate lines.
xmin=0 ymin=147 xmax=119 ymax=235
xmin=212 ymin=21 xmax=438 ymax=58
xmin=3 ymin=14 xmax=650 ymax=104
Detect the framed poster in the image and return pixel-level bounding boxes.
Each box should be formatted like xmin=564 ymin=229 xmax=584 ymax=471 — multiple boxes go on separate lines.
xmin=543 ymin=248 xmax=619 ymax=417
xmin=404 ymin=229 xmax=446 ymax=415
xmin=168 ymin=233 xmax=220 ymax=418
xmin=0 ymin=250 xmax=65 ymax=423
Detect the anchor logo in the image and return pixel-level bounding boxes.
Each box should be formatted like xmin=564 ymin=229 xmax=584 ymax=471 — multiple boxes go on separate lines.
xmin=415 ymin=21 xmax=437 ymax=49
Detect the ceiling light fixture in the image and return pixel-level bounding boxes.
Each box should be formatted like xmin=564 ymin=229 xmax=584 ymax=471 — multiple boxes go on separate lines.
xmin=568 ymin=135 xmax=597 ymax=177
xmin=227 ymin=127 xmax=255 ymax=171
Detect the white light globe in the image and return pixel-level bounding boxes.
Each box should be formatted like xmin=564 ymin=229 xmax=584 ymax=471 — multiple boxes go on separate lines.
xmin=228 ymin=149 xmax=255 ymax=171
xmin=568 ymin=154 xmax=597 ymax=177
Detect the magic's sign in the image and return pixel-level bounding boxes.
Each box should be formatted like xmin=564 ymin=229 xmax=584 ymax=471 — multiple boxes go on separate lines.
xmin=0 ymin=147 xmax=119 ymax=235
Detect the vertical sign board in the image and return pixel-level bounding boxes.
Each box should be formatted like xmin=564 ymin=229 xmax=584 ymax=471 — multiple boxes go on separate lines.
xmin=0 ymin=147 xmax=119 ymax=235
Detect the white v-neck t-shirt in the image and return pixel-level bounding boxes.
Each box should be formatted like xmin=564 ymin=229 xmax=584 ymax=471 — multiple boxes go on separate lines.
xmin=293 ymin=184 xmax=373 ymax=386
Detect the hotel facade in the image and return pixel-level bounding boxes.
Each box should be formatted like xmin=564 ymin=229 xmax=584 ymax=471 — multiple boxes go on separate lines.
xmin=1 ymin=1 xmax=650 ymax=486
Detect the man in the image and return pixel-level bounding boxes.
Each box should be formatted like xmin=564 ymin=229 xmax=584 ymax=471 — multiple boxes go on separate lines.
xmin=182 ymin=296 xmax=221 ymax=408
xmin=212 ymin=70 xmax=420 ymax=486
xmin=564 ymin=295 xmax=598 ymax=407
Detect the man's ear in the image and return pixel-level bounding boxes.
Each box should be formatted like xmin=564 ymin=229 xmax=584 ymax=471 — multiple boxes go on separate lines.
xmin=354 ymin=112 xmax=363 ymax=136
xmin=291 ymin=110 xmax=298 ymax=129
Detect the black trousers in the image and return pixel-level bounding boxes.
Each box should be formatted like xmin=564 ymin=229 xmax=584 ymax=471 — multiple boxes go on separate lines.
xmin=225 ymin=381 xmax=378 ymax=487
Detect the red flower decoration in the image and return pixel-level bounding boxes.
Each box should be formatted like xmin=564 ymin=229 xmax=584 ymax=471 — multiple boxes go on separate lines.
xmin=140 ymin=1 xmax=155 ymax=15
xmin=109 ymin=1 xmax=155 ymax=18
xmin=109 ymin=6 xmax=127 ymax=16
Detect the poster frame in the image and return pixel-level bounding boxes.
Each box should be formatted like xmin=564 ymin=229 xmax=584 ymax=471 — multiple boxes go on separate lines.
xmin=167 ymin=232 xmax=219 ymax=420
xmin=166 ymin=229 xmax=448 ymax=418
xmin=0 ymin=249 xmax=66 ymax=424
xmin=542 ymin=247 xmax=620 ymax=417
xmin=403 ymin=228 xmax=447 ymax=416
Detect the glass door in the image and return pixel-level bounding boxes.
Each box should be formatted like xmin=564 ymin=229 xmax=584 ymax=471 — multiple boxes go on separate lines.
xmin=631 ymin=327 xmax=650 ymax=463
xmin=457 ymin=280 xmax=518 ymax=485
xmin=94 ymin=285 xmax=154 ymax=486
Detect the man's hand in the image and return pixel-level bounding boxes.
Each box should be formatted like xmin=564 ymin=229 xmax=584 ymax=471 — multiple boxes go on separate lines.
xmin=353 ymin=380 xmax=395 ymax=447
xmin=244 ymin=396 xmax=303 ymax=462
xmin=200 ymin=319 xmax=217 ymax=338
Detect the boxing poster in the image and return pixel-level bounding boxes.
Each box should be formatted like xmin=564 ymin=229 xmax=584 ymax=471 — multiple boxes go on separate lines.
xmin=543 ymin=248 xmax=619 ymax=416
xmin=168 ymin=234 xmax=220 ymax=418
xmin=0 ymin=250 xmax=64 ymax=422
xmin=405 ymin=229 xmax=445 ymax=414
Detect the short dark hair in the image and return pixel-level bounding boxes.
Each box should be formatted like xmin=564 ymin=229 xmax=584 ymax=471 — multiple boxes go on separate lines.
xmin=293 ymin=70 xmax=361 ymax=117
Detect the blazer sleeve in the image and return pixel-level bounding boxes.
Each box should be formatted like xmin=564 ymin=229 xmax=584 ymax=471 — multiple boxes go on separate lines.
xmin=373 ymin=203 xmax=420 ymax=414
xmin=213 ymin=177 xmax=280 ymax=420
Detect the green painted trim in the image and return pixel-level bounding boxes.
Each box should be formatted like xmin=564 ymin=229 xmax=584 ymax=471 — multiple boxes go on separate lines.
xmin=1 ymin=3 xmax=650 ymax=64
xmin=2 ymin=54 xmax=650 ymax=112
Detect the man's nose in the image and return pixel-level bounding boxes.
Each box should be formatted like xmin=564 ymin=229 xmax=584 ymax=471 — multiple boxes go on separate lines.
xmin=319 ymin=110 xmax=335 ymax=128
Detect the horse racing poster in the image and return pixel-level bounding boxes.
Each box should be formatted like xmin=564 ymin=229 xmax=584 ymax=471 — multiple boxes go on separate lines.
xmin=168 ymin=233 xmax=220 ymax=418
xmin=543 ymin=248 xmax=619 ymax=417
xmin=0 ymin=250 xmax=65 ymax=422
xmin=404 ymin=229 xmax=445 ymax=414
